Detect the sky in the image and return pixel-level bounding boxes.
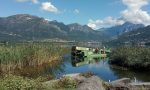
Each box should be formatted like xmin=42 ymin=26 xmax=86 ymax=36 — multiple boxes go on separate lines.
xmin=0 ymin=0 xmax=150 ymax=29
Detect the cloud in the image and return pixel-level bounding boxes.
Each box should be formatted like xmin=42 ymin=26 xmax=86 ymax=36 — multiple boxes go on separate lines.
xmin=16 ymin=0 xmax=28 ymax=2
xmin=121 ymin=0 xmax=150 ymax=26
xmin=88 ymin=0 xmax=150 ymax=29
xmin=88 ymin=17 xmax=125 ymax=29
xmin=74 ymin=9 xmax=80 ymax=14
xmin=31 ymin=0 xmax=39 ymax=4
xmin=108 ymin=0 xmax=122 ymax=6
xmin=41 ymin=2 xmax=58 ymax=13
xmin=44 ymin=18 xmax=52 ymax=21
xmin=16 ymin=0 xmax=39 ymax=4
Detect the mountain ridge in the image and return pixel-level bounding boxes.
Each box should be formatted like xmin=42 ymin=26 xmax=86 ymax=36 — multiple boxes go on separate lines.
xmin=0 ymin=14 xmax=145 ymax=42
xmin=0 ymin=14 xmax=107 ymax=41
xmin=98 ymin=22 xmax=144 ymax=38
xmin=105 ymin=25 xmax=150 ymax=47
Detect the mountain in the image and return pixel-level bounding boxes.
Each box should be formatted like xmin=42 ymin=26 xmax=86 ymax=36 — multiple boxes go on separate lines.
xmin=0 ymin=14 xmax=69 ymax=41
xmin=68 ymin=23 xmax=92 ymax=32
xmin=0 ymin=14 xmax=108 ymax=42
xmin=117 ymin=25 xmax=150 ymax=43
xmin=67 ymin=23 xmax=108 ymax=41
xmin=0 ymin=14 xmax=145 ymax=42
xmin=98 ymin=22 xmax=144 ymax=38
xmin=104 ymin=25 xmax=150 ymax=47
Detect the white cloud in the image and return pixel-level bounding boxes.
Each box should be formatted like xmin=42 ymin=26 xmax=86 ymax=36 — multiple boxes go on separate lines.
xmin=16 ymin=0 xmax=39 ymax=4
xmin=122 ymin=0 xmax=148 ymax=10
xmin=121 ymin=0 xmax=150 ymax=26
xmin=74 ymin=9 xmax=80 ymax=14
xmin=44 ymin=18 xmax=52 ymax=21
xmin=31 ymin=0 xmax=39 ymax=4
xmin=88 ymin=17 xmax=125 ymax=29
xmin=41 ymin=2 xmax=58 ymax=13
xmin=88 ymin=0 xmax=150 ymax=29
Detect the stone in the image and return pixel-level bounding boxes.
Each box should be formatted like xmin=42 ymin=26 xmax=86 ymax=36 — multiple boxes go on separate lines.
xmin=77 ymin=76 xmax=106 ymax=90
xmin=109 ymin=78 xmax=131 ymax=90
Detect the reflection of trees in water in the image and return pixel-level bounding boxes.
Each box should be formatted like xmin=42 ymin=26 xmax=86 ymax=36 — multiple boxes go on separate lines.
xmin=109 ymin=65 xmax=150 ymax=82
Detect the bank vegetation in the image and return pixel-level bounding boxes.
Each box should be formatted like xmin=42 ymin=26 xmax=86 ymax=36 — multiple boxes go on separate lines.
xmin=110 ymin=46 xmax=150 ymax=70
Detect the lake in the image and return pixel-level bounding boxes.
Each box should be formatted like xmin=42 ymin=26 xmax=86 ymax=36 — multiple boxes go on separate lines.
xmin=56 ymin=54 xmax=150 ymax=82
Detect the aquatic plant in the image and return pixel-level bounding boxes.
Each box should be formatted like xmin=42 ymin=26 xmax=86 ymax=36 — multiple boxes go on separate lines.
xmin=0 ymin=43 xmax=69 ymax=74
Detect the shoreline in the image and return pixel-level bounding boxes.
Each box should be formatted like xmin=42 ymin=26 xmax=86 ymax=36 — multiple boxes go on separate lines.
xmin=44 ymin=73 xmax=150 ymax=90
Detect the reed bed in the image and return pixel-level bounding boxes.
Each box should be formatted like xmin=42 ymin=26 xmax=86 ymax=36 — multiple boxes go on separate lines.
xmin=0 ymin=43 xmax=68 ymax=74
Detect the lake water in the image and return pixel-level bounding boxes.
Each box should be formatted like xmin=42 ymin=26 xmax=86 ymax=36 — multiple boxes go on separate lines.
xmin=56 ymin=54 xmax=150 ymax=82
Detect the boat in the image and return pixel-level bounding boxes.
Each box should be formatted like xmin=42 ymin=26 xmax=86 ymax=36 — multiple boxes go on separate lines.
xmin=71 ymin=46 xmax=111 ymax=59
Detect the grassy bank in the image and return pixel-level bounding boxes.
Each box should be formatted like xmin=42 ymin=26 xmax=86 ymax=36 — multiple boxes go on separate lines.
xmin=0 ymin=43 xmax=69 ymax=74
xmin=0 ymin=74 xmax=46 ymax=90
xmin=110 ymin=46 xmax=150 ymax=70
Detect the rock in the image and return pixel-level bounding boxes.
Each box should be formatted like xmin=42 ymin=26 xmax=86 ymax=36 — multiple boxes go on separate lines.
xmin=129 ymin=82 xmax=150 ymax=90
xmin=109 ymin=78 xmax=131 ymax=90
xmin=44 ymin=73 xmax=150 ymax=90
xmin=77 ymin=76 xmax=106 ymax=90
xmin=63 ymin=73 xmax=86 ymax=82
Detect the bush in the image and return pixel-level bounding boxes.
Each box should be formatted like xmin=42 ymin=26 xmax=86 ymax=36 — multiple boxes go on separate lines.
xmin=53 ymin=76 xmax=78 ymax=89
xmin=110 ymin=46 xmax=150 ymax=70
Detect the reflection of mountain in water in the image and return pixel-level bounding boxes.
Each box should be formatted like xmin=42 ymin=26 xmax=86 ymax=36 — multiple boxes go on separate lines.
xmin=71 ymin=56 xmax=107 ymax=67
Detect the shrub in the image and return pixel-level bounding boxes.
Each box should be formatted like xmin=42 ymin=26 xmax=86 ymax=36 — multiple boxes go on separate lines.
xmin=53 ymin=76 xmax=78 ymax=89
xmin=110 ymin=46 xmax=150 ymax=70
xmin=0 ymin=74 xmax=46 ymax=90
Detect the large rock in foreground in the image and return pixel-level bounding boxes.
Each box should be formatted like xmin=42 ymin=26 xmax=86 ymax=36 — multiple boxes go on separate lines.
xmin=64 ymin=73 xmax=106 ymax=90
xmin=77 ymin=76 xmax=105 ymax=90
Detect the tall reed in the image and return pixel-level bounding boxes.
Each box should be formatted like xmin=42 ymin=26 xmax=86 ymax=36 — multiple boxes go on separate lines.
xmin=0 ymin=43 xmax=68 ymax=74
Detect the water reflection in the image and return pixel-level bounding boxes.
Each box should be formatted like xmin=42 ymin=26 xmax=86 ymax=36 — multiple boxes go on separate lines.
xmin=71 ymin=56 xmax=106 ymax=67
xmin=60 ymin=55 xmax=118 ymax=81
xmin=59 ymin=54 xmax=150 ymax=82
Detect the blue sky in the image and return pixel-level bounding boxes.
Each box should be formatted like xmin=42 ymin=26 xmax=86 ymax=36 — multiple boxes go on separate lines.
xmin=0 ymin=0 xmax=150 ymax=29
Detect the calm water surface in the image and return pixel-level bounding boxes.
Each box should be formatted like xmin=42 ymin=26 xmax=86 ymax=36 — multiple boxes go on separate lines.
xmin=57 ymin=54 xmax=150 ymax=82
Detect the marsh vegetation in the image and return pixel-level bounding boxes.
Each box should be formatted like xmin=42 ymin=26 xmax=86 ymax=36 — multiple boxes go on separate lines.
xmin=0 ymin=43 xmax=69 ymax=74
xmin=110 ymin=46 xmax=150 ymax=70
